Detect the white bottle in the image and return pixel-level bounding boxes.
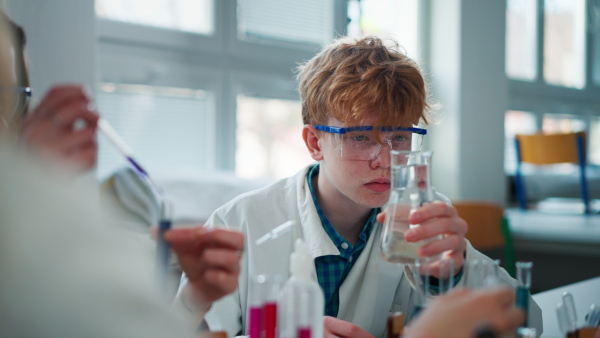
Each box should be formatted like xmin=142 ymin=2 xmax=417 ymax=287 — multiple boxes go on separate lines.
xmin=278 ymin=239 xmax=324 ymax=338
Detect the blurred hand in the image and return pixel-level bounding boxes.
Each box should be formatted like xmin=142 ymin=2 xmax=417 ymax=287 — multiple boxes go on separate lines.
xmin=377 ymin=201 xmax=468 ymax=278
xmin=405 ymin=287 xmax=525 ymax=338
xmin=165 ymin=227 xmax=244 ymax=307
xmin=21 ymin=85 xmax=99 ymax=174
xmin=323 ymin=316 xmax=374 ymax=338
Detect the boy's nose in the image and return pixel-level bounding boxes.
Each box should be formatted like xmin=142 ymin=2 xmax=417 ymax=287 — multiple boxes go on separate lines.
xmin=370 ymin=140 xmax=392 ymax=168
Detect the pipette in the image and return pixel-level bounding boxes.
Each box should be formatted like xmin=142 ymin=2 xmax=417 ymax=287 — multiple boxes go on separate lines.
xmin=516 ymin=262 xmax=533 ymax=327
xmin=97 ymin=118 xmax=162 ymax=194
xmin=256 ymin=221 xmax=297 ymax=246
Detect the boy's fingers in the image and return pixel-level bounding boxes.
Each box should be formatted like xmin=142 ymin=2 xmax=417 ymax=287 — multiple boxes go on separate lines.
xmin=417 ymin=235 xmax=465 ymax=257
xmin=405 ymin=217 xmax=467 ymax=242
xmin=409 ymin=201 xmax=457 ymax=224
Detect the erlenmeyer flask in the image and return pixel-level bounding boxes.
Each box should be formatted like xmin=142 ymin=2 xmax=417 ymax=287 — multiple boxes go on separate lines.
xmin=380 ymin=150 xmax=442 ymax=264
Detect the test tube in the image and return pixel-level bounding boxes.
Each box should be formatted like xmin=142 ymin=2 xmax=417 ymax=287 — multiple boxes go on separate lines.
xmin=585 ymin=304 xmax=600 ymax=327
xmin=438 ymin=258 xmax=455 ymax=294
xmin=562 ymin=292 xmax=578 ymax=330
xmin=482 ymin=259 xmax=507 ymax=288
xmin=557 ymin=301 xmax=576 ymax=333
xmin=516 ymin=262 xmax=533 ymax=327
xmin=264 ymin=275 xmax=284 ymax=338
xmin=248 ymin=275 xmax=268 ymax=338
xmin=156 ymin=198 xmax=173 ymax=296
xmin=464 ymin=259 xmax=492 ymax=289
xmin=410 ymin=257 xmax=431 ymax=320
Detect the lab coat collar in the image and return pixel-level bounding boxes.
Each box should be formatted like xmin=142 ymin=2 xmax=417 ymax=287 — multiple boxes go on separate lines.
xmin=294 ymin=165 xmax=342 ymax=259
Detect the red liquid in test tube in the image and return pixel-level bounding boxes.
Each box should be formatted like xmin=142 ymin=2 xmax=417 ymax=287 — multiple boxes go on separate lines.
xmin=263 ymin=302 xmax=277 ymax=338
xmin=297 ymin=327 xmax=311 ymax=338
xmin=248 ymin=306 xmax=262 ymax=338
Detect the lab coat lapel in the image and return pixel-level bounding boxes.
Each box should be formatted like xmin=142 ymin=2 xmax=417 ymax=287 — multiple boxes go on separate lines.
xmin=337 ymin=224 xmax=404 ymax=335
xmin=295 ymin=166 xmax=340 ymax=259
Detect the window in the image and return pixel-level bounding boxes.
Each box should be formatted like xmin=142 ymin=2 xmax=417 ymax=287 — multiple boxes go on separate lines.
xmin=543 ymin=0 xmax=586 ymax=89
xmin=593 ymin=0 xmax=600 ymax=86
xmin=505 ymin=110 xmax=537 ymax=173
xmin=96 ymin=0 xmax=214 ymax=35
xmin=347 ymin=0 xmax=420 ymax=60
xmin=235 ymin=95 xmax=314 ymax=179
xmin=237 ymin=0 xmax=334 ymax=46
xmin=96 ymin=83 xmax=215 ymax=180
xmin=96 ymin=0 xmax=350 ymax=180
xmin=505 ymin=0 xmax=537 ymax=81
xmin=542 ymin=113 xmax=586 ymax=134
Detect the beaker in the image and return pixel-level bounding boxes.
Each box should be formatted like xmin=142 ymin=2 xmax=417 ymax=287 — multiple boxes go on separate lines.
xmin=380 ymin=150 xmax=441 ymax=264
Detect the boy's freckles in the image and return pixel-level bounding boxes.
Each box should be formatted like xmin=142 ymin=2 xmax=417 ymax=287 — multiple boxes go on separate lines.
xmin=338 ymin=159 xmax=391 ymax=207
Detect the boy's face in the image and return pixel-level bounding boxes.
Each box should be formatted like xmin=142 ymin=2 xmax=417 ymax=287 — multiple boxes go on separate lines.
xmin=317 ymin=116 xmax=393 ymax=209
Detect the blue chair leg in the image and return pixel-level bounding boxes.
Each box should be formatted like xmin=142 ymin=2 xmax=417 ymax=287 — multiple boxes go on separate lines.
xmin=514 ymin=139 xmax=527 ymax=210
xmin=576 ymin=135 xmax=590 ymax=214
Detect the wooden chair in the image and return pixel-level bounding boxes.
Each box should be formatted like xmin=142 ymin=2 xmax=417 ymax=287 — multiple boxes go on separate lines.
xmin=514 ymin=132 xmax=590 ymax=214
xmin=453 ymin=201 xmax=515 ymax=277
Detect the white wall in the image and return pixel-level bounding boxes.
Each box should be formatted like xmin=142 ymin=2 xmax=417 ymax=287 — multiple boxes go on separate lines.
xmin=3 ymin=0 xmax=96 ymax=102
xmin=427 ymin=0 xmax=508 ymax=205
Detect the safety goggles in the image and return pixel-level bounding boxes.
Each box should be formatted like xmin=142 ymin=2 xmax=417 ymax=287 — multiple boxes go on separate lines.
xmin=314 ymin=125 xmax=427 ymax=160
xmin=0 ymin=86 xmax=31 ymax=127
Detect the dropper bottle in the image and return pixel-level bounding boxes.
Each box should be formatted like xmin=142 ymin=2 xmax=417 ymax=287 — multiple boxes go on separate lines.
xmin=278 ymin=239 xmax=324 ymax=338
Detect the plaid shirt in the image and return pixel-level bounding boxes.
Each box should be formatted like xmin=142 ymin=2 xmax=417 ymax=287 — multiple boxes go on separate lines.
xmin=307 ymin=164 xmax=379 ymax=317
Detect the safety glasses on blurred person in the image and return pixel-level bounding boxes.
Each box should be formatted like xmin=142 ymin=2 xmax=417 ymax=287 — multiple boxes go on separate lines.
xmin=0 ymin=86 xmax=31 ymax=127
xmin=314 ymin=125 xmax=427 ymax=160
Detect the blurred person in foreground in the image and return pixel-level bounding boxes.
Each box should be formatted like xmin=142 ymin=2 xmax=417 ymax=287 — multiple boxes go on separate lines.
xmin=0 ymin=9 xmax=244 ymax=334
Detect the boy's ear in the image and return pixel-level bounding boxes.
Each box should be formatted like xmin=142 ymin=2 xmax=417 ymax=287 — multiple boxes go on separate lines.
xmin=303 ymin=125 xmax=324 ymax=161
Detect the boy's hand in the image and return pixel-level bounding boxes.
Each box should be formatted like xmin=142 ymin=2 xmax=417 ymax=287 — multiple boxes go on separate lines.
xmin=324 ymin=317 xmax=374 ymax=338
xmin=405 ymin=287 xmax=524 ymax=338
xmin=165 ymin=227 xmax=244 ymax=306
xmin=22 ymin=85 xmax=99 ymax=174
xmin=377 ymin=201 xmax=468 ymax=278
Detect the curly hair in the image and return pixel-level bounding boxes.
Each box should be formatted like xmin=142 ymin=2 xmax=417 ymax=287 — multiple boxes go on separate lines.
xmin=297 ymin=36 xmax=431 ymax=140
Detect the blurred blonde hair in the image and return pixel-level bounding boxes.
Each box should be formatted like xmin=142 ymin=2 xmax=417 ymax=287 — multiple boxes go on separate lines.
xmin=297 ymin=36 xmax=433 ymax=140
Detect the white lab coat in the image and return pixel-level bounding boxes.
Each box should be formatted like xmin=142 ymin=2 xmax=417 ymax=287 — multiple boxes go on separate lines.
xmin=198 ymin=166 xmax=543 ymax=337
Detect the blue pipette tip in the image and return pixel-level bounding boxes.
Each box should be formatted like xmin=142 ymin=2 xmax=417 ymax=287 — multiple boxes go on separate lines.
xmin=127 ymin=157 xmax=149 ymax=177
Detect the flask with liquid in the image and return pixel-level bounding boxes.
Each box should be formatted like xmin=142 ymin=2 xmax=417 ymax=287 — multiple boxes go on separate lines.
xmin=380 ymin=150 xmax=442 ymax=264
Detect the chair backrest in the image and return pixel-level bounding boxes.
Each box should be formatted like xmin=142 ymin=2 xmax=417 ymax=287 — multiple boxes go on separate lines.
xmin=453 ymin=201 xmax=505 ymax=249
xmin=516 ymin=132 xmax=585 ymax=165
